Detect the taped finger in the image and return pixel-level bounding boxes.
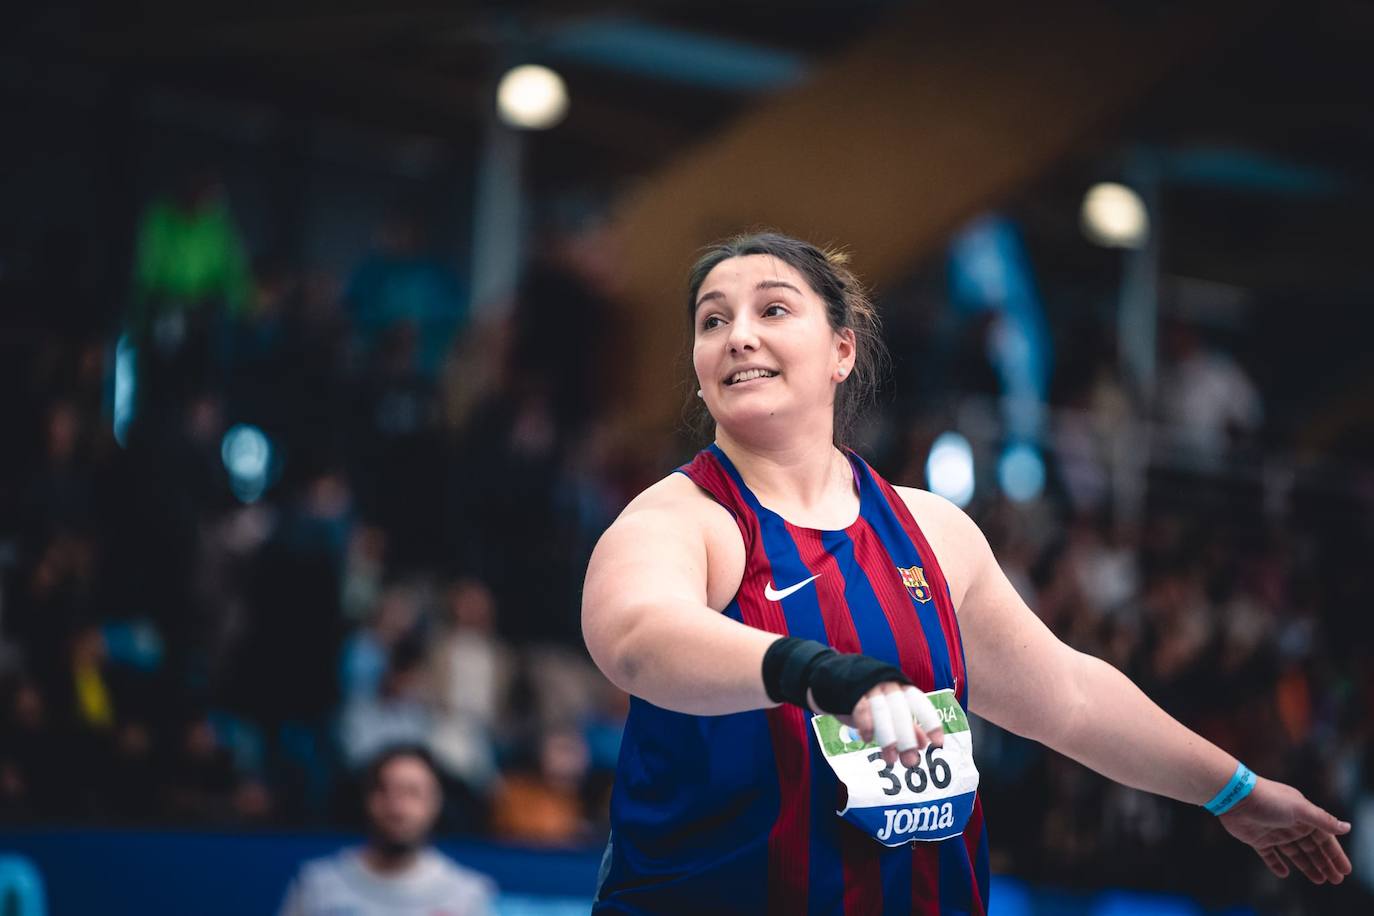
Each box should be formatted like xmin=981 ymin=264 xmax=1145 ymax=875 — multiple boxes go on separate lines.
xmin=903 ymin=686 xmax=943 ymax=735
xmin=868 ymin=691 xmax=896 ymax=748
xmin=884 ymin=692 xmax=917 ymax=747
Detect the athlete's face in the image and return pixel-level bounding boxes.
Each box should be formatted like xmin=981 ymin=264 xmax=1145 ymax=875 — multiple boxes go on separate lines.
xmin=365 ymin=756 xmax=442 ymax=853
xmin=693 ymin=254 xmax=855 ymax=437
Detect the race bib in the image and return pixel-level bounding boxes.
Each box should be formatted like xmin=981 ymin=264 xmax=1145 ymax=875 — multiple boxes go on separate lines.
xmin=811 ymin=688 xmax=979 ymax=846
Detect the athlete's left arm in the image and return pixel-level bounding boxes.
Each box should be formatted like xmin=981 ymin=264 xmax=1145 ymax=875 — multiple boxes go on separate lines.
xmin=895 ymin=486 xmax=1352 ymax=884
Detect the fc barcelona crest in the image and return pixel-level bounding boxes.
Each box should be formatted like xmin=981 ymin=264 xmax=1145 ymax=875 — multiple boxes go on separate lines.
xmin=897 ymin=565 xmax=932 ymax=603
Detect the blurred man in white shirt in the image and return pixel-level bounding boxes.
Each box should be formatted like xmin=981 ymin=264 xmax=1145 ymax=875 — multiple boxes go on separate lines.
xmin=279 ymin=745 xmax=495 ymax=916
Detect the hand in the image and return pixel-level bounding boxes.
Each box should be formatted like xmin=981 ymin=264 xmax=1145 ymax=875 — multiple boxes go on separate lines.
xmin=814 ymin=681 xmax=945 ymax=769
xmin=1218 ymin=777 xmax=1352 ymax=884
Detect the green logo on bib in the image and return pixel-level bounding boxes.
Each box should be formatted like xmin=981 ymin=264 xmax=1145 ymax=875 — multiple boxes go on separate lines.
xmin=814 ymin=688 xmax=968 ymax=758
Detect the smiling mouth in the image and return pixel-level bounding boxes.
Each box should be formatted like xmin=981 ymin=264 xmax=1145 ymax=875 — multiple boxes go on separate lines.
xmin=725 ymin=368 xmax=780 ymax=386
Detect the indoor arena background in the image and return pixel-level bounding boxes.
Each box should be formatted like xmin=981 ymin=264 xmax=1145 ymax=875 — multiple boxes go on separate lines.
xmin=3 ymin=2 xmax=1373 ymax=914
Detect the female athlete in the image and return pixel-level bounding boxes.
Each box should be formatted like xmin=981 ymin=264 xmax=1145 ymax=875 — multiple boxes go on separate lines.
xmin=582 ymin=232 xmax=1352 ymax=914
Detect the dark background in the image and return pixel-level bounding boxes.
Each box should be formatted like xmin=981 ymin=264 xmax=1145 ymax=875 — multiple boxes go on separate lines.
xmin=3 ymin=2 xmax=1373 ymax=914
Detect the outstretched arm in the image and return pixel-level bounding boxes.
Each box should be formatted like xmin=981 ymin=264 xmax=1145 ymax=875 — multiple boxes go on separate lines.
xmin=903 ymin=488 xmax=1352 ymax=884
xmin=581 ymin=488 xmax=778 ymax=716
xmin=1040 ymin=648 xmax=1350 ymax=883
xmin=583 ymin=477 xmax=943 ymax=768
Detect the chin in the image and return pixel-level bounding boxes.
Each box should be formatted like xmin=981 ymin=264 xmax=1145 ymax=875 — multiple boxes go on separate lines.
xmin=716 ymin=400 xmax=789 ymax=432
xmin=375 ymin=836 xmax=424 ymax=855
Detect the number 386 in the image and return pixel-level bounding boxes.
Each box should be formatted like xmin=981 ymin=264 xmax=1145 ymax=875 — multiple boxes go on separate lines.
xmin=867 ymin=747 xmax=952 ymax=796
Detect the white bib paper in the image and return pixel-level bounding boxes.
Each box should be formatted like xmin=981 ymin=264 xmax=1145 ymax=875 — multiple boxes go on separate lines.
xmin=811 ymin=688 xmax=980 ymax=846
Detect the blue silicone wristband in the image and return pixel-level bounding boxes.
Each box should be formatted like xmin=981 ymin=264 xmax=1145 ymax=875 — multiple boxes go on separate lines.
xmin=1204 ymin=762 xmax=1257 ymax=815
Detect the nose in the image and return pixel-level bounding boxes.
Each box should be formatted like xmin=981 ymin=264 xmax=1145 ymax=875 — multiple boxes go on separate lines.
xmin=726 ymin=314 xmax=759 ymax=354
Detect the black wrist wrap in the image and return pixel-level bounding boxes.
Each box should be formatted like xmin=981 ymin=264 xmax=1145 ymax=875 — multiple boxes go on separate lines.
xmin=762 ymin=636 xmax=911 ymax=714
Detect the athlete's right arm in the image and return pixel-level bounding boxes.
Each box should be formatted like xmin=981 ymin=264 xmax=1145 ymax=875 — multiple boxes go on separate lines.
xmin=582 ymin=480 xmax=942 ymax=770
xmin=581 ymin=482 xmax=780 ymax=716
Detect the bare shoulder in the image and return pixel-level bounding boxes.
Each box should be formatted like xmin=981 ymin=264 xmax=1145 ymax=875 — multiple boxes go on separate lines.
xmin=890 ymin=485 xmax=984 ymax=546
xmin=621 ymin=468 xmax=711 ymax=513
xmin=592 ymin=474 xmax=701 ymax=563
xmin=890 ymin=485 xmax=993 ymax=608
xmin=593 ymin=470 xmax=744 ymax=612
xmin=616 ymin=470 xmax=734 ymax=533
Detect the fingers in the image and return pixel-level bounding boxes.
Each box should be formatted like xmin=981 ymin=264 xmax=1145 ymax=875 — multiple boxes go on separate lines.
xmin=902 ymin=686 xmax=944 ymax=745
xmin=885 ymin=686 xmax=920 ymax=765
xmin=1255 ymin=846 xmax=1289 ymax=879
xmin=1318 ymin=832 xmax=1354 ymax=880
xmin=852 ymin=693 xmax=874 ymax=742
xmin=1300 ymin=802 xmax=1352 ymax=836
xmin=1288 ymin=800 xmax=1353 ymax=884
xmin=1277 ymin=839 xmax=1328 ymax=884
xmin=1263 ymin=832 xmax=1351 ymax=885
xmin=863 ymin=683 xmax=938 ymax=767
xmin=1305 ymin=832 xmax=1352 ymax=884
xmin=867 ymin=691 xmax=897 ymax=761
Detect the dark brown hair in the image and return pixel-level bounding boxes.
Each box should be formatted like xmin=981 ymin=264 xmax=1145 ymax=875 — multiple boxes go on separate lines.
xmin=363 ymin=744 xmax=441 ymax=795
xmin=685 ymin=231 xmax=888 ymax=446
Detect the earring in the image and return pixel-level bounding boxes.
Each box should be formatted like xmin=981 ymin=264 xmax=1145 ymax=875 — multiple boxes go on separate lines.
xmin=697 ymin=389 xmax=704 ymax=398
xmin=836 ymin=369 xmax=847 ymax=380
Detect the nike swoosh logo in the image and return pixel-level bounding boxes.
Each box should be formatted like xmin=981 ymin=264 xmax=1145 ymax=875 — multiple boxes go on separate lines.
xmin=764 ymin=574 xmax=821 ymax=602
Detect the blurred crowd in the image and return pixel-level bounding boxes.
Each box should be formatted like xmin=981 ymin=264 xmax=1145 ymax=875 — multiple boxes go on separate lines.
xmin=0 ymin=171 xmax=641 ymax=847
xmin=2 ymin=172 xmax=1372 ymax=913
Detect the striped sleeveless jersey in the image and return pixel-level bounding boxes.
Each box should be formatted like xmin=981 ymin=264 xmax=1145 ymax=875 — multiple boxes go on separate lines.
xmin=595 ymin=444 xmax=990 ymax=915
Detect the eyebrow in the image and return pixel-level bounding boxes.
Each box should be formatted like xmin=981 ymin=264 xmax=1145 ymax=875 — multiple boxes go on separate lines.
xmin=695 ymin=279 xmax=804 ymax=311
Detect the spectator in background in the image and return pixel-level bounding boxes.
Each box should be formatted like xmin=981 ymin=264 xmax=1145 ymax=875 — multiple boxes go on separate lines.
xmin=160 ymin=709 xmax=270 ymax=825
xmin=22 ymin=399 xmax=95 ymax=536
xmin=340 ymin=582 xmax=421 ymax=705
xmin=341 ymin=526 xmax=389 ymax=624
xmin=0 ymin=677 xmax=64 ymax=819
xmin=428 ymin=578 xmax=507 ymax=805
xmin=108 ymin=391 xmax=225 ymax=657
xmin=340 ymin=641 xmax=432 ymax=771
xmin=13 ymin=530 xmax=98 ymax=690
xmin=232 ymin=465 xmax=352 ymax=818
xmin=106 ymin=713 xmax=158 ymax=822
xmin=506 ymin=191 xmax=618 ymax=439
xmin=1157 ymin=319 xmax=1263 ymax=464
xmin=266 ymin=267 xmax=355 ymax=478
xmin=490 ymin=728 xmax=593 ymax=847
xmin=443 ymin=194 xmax=617 ymax=641
xmin=130 ymin=166 xmax=252 ymax=329
xmin=578 ymin=681 xmax=630 ymax=836
xmin=223 ymin=253 xmax=295 ymax=436
xmin=65 ymin=623 xmax=116 ymax=732
xmin=128 ymin=165 xmax=252 ymax=418
xmin=344 ymin=209 xmax=467 ymax=380
xmin=278 ymin=745 xmax=495 ymax=916
xmin=48 ymin=622 xmax=153 ymax=817
xmin=353 ymin=322 xmax=446 ymax=568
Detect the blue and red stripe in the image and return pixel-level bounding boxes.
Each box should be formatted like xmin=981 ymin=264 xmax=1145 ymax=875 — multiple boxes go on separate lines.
xmin=790 ymin=524 xmax=883 ymax=915
xmin=599 ymin=445 xmax=988 ymax=914
xmin=869 ymin=470 xmax=969 ymax=709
